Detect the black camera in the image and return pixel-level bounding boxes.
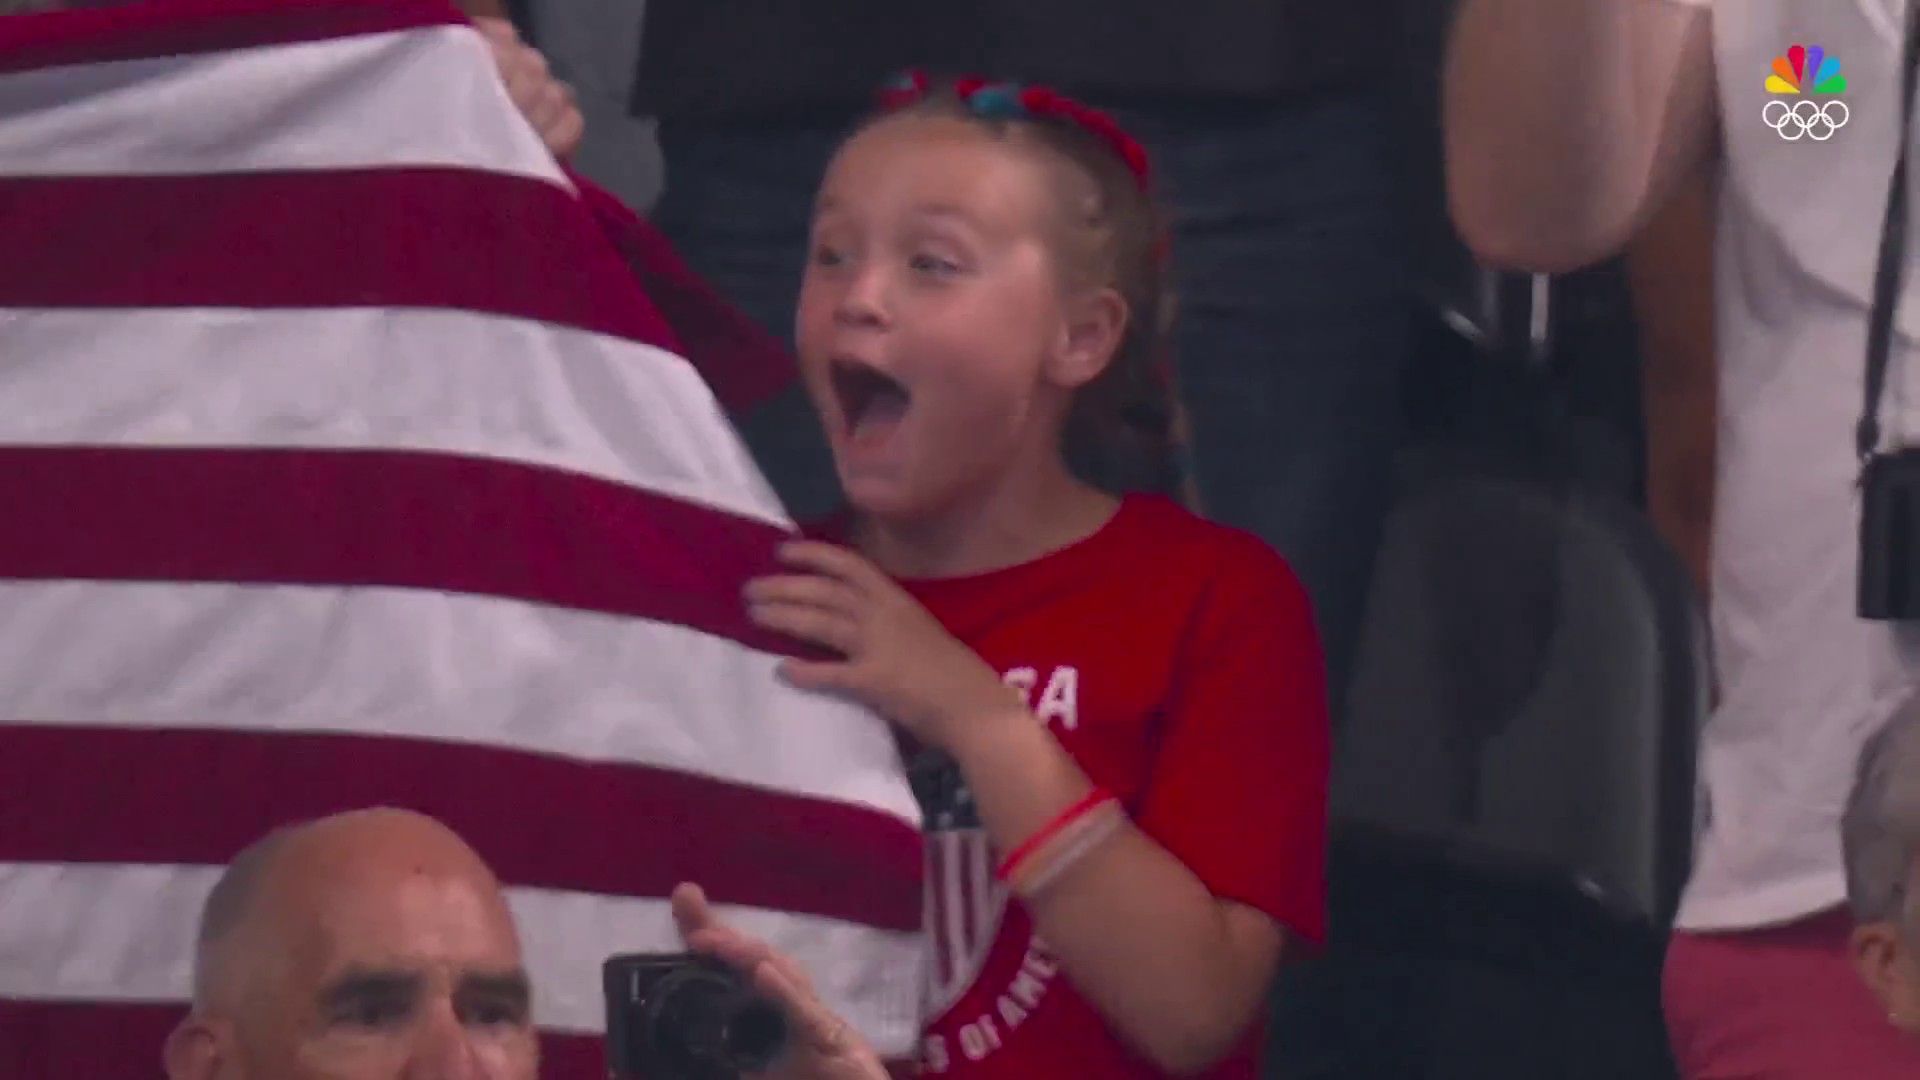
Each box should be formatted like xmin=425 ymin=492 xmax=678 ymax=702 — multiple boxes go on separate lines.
xmin=603 ymin=953 xmax=789 ymax=1080
xmin=1859 ymin=450 xmax=1920 ymax=620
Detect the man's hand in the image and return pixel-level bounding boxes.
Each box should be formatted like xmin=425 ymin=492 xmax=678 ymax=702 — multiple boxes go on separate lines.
xmin=474 ymin=16 xmax=583 ymax=161
xmin=671 ymin=884 xmax=892 ymax=1080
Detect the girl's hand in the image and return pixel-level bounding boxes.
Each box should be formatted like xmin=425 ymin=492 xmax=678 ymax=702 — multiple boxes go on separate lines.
xmin=671 ymin=884 xmax=891 ymax=1080
xmin=744 ymin=541 xmax=1023 ymax=753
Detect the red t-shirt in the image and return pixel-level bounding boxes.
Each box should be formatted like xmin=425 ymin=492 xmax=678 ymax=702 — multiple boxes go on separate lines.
xmin=829 ymin=494 xmax=1330 ymax=1078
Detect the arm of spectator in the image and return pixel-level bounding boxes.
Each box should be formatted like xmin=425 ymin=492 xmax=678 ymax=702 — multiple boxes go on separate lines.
xmin=1443 ymin=0 xmax=1717 ymax=272
xmin=1627 ymin=164 xmax=1718 ymax=602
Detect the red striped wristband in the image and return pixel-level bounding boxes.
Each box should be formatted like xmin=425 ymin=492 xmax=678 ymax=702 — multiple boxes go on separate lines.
xmin=994 ymin=789 xmax=1116 ymax=883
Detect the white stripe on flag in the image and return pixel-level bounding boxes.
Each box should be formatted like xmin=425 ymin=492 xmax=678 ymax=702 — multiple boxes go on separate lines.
xmin=969 ymin=838 xmax=996 ymax=954
xmin=0 ymin=861 xmax=924 ymax=1057
xmin=0 ymin=307 xmax=786 ymax=529
xmin=0 ymin=581 xmax=919 ymax=822
xmin=0 ymin=24 xmax=563 ymax=185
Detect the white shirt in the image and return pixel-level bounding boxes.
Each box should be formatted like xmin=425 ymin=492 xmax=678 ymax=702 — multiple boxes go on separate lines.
xmin=1674 ymin=0 xmax=1920 ymax=931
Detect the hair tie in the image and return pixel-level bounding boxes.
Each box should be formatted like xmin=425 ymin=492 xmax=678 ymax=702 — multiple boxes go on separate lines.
xmin=966 ymin=82 xmax=1025 ymax=120
xmin=875 ymin=69 xmax=929 ymax=110
xmin=874 ymin=71 xmax=1153 ymax=191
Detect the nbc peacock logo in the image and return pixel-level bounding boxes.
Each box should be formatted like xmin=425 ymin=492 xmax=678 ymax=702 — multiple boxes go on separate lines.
xmin=1763 ymin=44 xmax=1849 ymax=141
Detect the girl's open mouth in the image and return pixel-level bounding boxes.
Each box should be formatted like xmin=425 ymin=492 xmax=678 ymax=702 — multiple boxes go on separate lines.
xmin=830 ymin=358 xmax=911 ymax=437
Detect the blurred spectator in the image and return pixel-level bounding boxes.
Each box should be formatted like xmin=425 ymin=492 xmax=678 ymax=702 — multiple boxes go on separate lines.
xmin=1844 ymin=698 xmax=1920 ymax=1039
xmin=1446 ymin=0 xmax=1920 ymax=1076
xmin=629 ymin=0 xmax=1411 ymax=710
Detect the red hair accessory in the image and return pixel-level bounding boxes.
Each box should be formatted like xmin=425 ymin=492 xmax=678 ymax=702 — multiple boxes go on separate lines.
xmin=874 ymin=70 xmax=1153 ymax=190
xmin=1015 ymin=85 xmax=1151 ymax=187
xmin=875 ymin=69 xmax=929 ymax=111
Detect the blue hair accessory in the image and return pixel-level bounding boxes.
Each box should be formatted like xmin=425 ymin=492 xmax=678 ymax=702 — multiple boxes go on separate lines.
xmin=966 ymin=82 xmax=1028 ymax=120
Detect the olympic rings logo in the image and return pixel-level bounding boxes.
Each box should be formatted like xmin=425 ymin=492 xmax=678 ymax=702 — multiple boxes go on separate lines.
xmin=1762 ymin=97 xmax=1850 ymax=141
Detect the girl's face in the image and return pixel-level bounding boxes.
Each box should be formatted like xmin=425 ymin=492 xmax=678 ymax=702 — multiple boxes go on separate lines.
xmin=796 ymin=114 xmax=1113 ymax=525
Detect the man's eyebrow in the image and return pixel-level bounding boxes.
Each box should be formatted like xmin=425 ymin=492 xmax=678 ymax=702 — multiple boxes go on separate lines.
xmin=319 ymin=967 xmax=422 ymax=1010
xmin=458 ymin=969 xmax=532 ymax=1007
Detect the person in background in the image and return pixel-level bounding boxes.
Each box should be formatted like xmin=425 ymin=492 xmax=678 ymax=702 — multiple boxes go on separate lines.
xmin=1845 ymin=698 xmax=1920 ymax=1040
xmin=633 ymin=0 xmax=1409 ymax=716
xmin=163 ymin=808 xmax=889 ymax=1080
xmin=741 ymin=76 xmax=1330 ymax=1077
xmin=1445 ymin=0 xmax=1920 ymax=1075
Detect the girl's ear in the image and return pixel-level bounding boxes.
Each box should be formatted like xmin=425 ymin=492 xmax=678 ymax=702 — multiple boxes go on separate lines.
xmin=1049 ymin=286 xmax=1128 ymax=390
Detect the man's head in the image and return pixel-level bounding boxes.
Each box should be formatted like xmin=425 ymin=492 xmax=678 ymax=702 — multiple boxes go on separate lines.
xmin=1846 ymin=699 xmax=1920 ymax=1034
xmin=164 ymin=808 xmax=539 ymax=1080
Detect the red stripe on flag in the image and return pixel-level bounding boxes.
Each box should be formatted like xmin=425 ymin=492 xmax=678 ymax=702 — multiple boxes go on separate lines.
xmin=0 ymin=170 xmax=682 ymax=356
xmin=0 ymin=724 xmax=923 ymax=932
xmin=0 ymin=446 xmax=818 ymax=656
xmin=0 ymin=998 xmax=606 ymax=1080
xmin=0 ymin=0 xmax=464 ymax=76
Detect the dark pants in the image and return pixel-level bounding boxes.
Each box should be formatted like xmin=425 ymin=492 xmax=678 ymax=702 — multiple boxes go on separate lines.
xmin=650 ymin=92 xmax=1409 ymax=712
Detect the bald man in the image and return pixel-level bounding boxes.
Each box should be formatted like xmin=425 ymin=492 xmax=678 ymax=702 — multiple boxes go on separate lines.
xmin=163 ymin=809 xmax=540 ymax=1080
xmin=162 ymin=810 xmax=888 ymax=1080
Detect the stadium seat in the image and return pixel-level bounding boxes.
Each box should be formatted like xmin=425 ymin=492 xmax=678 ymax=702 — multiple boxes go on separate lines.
xmin=1284 ymin=407 xmax=1703 ymax=1079
xmin=1265 ymin=0 xmax=1690 ymax=1070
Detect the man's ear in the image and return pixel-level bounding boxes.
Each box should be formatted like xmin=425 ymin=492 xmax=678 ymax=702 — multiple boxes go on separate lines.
xmin=1852 ymin=920 xmax=1920 ymax=1034
xmin=1048 ymin=287 xmax=1129 ymax=391
xmin=163 ymin=1014 xmax=232 ymax=1080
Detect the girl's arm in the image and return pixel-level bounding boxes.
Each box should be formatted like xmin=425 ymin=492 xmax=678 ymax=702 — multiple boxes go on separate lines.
xmin=946 ymin=538 xmax=1327 ymax=1076
xmin=946 ymin=712 xmax=1288 ymax=1075
xmin=746 ymin=536 xmax=1328 ymax=1074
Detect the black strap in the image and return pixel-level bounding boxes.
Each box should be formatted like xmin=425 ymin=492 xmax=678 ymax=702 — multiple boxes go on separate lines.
xmin=1858 ymin=3 xmax=1920 ymax=463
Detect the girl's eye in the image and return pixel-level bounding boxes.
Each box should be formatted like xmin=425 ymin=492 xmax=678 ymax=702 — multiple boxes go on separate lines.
xmin=811 ymin=245 xmax=846 ymax=267
xmin=910 ymin=253 xmax=961 ymax=275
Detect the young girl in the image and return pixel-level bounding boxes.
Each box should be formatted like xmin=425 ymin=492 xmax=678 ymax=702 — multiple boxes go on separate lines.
xmin=742 ymin=74 xmax=1330 ymax=1079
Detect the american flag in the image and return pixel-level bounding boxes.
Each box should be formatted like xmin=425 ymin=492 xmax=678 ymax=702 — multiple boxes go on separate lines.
xmin=910 ymin=750 xmax=1008 ymax=1017
xmin=0 ymin=1 xmax=923 ymax=1075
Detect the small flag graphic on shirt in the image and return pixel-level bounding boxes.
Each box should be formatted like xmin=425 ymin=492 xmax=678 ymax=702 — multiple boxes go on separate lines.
xmin=912 ymin=751 xmax=1010 ymax=1016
